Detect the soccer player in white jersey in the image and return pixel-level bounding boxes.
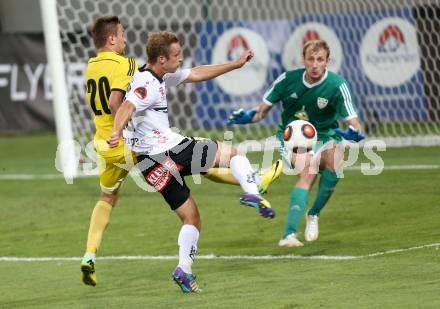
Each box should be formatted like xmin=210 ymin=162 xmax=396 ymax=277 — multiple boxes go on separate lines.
xmin=79 ymin=18 xmax=281 ymax=288
xmin=229 ymin=40 xmax=365 ymax=247
xmin=108 ymin=31 xmax=274 ymax=293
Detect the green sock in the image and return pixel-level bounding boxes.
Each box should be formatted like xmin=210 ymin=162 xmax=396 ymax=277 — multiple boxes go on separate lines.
xmin=282 ymin=187 xmax=309 ymax=238
xmin=308 ymin=169 xmax=340 ymax=216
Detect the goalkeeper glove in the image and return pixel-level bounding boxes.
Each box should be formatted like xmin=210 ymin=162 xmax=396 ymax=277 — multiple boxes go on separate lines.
xmin=335 ymin=126 xmax=365 ymax=142
xmin=227 ymin=108 xmax=257 ymax=125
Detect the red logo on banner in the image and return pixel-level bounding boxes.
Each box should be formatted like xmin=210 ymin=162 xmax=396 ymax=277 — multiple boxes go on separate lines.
xmin=227 ymin=35 xmax=250 ymax=61
xmin=303 ymin=30 xmax=320 ymax=45
xmin=378 ymin=25 xmax=405 ymax=52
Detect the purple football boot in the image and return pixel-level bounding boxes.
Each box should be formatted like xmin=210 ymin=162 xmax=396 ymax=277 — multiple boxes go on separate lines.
xmin=172 ymin=267 xmax=201 ymax=293
xmin=239 ymin=193 xmax=275 ymax=219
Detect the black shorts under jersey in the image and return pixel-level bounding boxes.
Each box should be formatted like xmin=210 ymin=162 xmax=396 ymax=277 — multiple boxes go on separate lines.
xmin=136 ymin=138 xmax=218 ymax=210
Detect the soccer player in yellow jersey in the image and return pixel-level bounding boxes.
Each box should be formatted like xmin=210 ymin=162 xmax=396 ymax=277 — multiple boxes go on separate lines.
xmin=80 ymin=16 xmax=136 ymax=286
xmin=81 ymin=16 xmax=282 ymax=287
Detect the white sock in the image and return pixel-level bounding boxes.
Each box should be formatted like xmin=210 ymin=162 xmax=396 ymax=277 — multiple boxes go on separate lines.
xmin=84 ymin=252 xmax=96 ymax=262
xmin=177 ymin=224 xmax=199 ymax=274
xmin=230 ymin=155 xmax=259 ymax=194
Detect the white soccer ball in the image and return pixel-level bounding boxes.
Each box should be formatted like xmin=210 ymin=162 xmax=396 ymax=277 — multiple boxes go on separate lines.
xmin=283 ymin=120 xmax=317 ymax=150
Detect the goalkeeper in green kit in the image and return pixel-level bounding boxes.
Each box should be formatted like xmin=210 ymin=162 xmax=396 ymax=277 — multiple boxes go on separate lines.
xmin=228 ymin=40 xmax=365 ymax=247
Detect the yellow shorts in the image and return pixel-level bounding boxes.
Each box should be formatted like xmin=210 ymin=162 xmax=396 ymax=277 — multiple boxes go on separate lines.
xmin=97 ymin=147 xmax=137 ymax=194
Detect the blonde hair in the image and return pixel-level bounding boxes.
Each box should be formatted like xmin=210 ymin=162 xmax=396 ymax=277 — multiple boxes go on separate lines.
xmin=302 ymin=40 xmax=330 ymax=59
xmin=146 ymin=31 xmax=180 ymax=64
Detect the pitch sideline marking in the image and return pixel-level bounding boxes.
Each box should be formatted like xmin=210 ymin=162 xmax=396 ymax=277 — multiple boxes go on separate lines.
xmin=0 ymin=164 xmax=439 ymax=180
xmin=1 ymin=242 xmax=438 ymax=262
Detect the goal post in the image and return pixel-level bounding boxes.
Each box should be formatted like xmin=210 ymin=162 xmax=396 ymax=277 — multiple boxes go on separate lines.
xmin=40 ymin=0 xmax=78 ymax=182
xmin=46 ymin=0 xmax=440 ymax=173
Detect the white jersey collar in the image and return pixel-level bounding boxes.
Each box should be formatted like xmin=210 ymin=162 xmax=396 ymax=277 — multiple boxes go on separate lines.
xmin=139 ymin=65 xmax=164 ymax=83
xmin=302 ymin=69 xmax=328 ymax=88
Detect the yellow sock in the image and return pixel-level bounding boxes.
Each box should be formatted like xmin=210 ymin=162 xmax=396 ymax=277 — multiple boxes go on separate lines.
xmin=86 ymin=200 xmax=113 ymax=253
xmin=203 ymin=168 xmax=239 ymax=185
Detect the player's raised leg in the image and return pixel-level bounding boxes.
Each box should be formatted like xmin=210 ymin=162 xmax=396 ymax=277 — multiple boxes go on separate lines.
xmin=203 ymin=160 xmax=282 ymax=195
xmin=259 ymin=159 xmax=283 ymax=194
xmin=214 ymin=142 xmax=275 ymax=219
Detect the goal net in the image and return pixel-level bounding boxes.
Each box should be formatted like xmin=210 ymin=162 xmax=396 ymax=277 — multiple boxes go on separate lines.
xmin=55 ymin=0 xmax=440 ymax=150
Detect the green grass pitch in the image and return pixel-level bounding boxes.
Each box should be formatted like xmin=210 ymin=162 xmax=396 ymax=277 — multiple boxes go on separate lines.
xmin=0 ymin=134 xmax=439 ymax=308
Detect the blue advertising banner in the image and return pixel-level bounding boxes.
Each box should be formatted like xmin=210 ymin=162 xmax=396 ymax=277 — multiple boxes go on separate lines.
xmin=195 ymin=6 xmax=425 ymax=128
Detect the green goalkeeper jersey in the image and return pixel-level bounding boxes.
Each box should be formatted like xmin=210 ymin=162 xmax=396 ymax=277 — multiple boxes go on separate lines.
xmin=263 ymin=68 xmax=357 ymax=142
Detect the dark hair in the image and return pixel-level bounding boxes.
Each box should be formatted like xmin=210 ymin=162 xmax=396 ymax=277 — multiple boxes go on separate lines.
xmin=302 ymin=40 xmax=330 ymax=59
xmin=146 ymin=31 xmax=180 ymax=64
xmin=91 ymin=16 xmax=121 ymax=49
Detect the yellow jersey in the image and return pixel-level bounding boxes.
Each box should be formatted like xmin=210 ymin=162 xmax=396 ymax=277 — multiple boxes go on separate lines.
xmin=85 ymin=51 xmax=137 ymax=157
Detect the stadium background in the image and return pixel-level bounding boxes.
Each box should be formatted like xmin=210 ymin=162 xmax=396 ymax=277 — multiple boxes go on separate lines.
xmin=0 ymin=1 xmax=439 ymax=308
xmin=2 ymin=0 xmax=440 ymax=144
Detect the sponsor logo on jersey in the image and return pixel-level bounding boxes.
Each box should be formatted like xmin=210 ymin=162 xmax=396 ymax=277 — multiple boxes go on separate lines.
xmin=282 ymin=23 xmax=343 ymax=72
xmin=290 ymin=92 xmax=298 ymax=99
xmin=212 ymin=27 xmax=269 ymax=95
xmin=317 ymin=97 xmax=328 ymax=109
xmin=360 ymin=17 xmax=420 ymax=87
xmin=145 ymin=158 xmax=183 ymax=192
xmin=158 ymin=86 xmax=165 ymax=99
xmin=134 ymin=86 xmax=147 ymax=100
xmin=150 ymin=128 xmax=168 ymax=144
xmin=294 ymin=106 xmax=309 ymax=121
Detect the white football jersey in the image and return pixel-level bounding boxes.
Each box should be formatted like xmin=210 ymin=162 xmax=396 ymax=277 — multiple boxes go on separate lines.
xmin=123 ymin=66 xmax=191 ymax=154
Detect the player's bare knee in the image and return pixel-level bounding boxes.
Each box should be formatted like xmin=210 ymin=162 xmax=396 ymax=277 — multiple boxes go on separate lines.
xmin=190 ymin=216 xmax=201 ymax=231
xmin=100 ymin=192 xmax=118 ymax=207
xmin=291 ymin=151 xmax=313 ymax=176
xmin=323 ymin=152 xmax=343 ymax=172
xmin=320 ymin=144 xmax=344 ymax=172
xmin=296 ymin=170 xmax=314 ymax=189
xmin=175 ymin=197 xmax=201 ymax=230
xmin=181 ymin=211 xmax=201 ymax=230
xmin=228 ymin=146 xmax=241 ymax=157
xmin=324 ymin=163 xmax=337 ymax=173
xmin=214 ymin=142 xmax=239 ymax=167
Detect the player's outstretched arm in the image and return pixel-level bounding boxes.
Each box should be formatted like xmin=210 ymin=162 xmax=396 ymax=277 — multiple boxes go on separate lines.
xmin=184 ymin=50 xmax=254 ymax=83
xmin=227 ymin=102 xmax=271 ymax=125
xmin=108 ymin=100 xmax=136 ymax=148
